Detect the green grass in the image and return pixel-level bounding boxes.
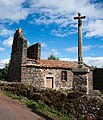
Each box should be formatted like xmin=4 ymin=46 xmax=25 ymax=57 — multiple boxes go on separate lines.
xmin=25 ymin=100 xmax=69 ymax=120
xmin=4 ymin=91 xmax=69 ymax=120
xmin=4 ymin=91 xmax=23 ymax=101
xmin=100 ymin=91 xmax=103 ymax=96
xmin=4 ymin=91 xmax=84 ymax=120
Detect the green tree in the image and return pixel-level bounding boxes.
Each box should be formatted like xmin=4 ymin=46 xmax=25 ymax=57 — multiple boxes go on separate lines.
xmin=0 ymin=63 xmax=9 ymax=81
xmin=0 ymin=69 xmax=2 ymax=79
xmin=48 ymin=54 xmax=59 ymax=60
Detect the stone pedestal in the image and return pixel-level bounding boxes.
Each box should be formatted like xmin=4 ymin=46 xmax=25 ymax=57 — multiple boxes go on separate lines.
xmin=72 ymin=68 xmax=90 ymax=94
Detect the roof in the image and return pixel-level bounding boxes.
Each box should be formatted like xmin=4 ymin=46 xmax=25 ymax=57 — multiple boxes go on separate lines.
xmin=40 ymin=59 xmax=78 ymax=69
xmin=24 ymin=59 xmax=80 ymax=69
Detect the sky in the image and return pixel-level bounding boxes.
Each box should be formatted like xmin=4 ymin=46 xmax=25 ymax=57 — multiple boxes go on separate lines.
xmin=0 ymin=0 xmax=103 ymax=68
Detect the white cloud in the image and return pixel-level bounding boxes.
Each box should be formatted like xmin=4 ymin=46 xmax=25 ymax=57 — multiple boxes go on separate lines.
xmin=60 ymin=56 xmax=103 ymax=67
xmin=27 ymin=41 xmax=30 ymax=46
xmin=41 ymin=43 xmax=47 ymax=47
xmin=66 ymin=46 xmax=77 ymax=53
xmin=85 ymin=20 xmax=103 ymax=37
xmin=51 ymin=29 xmax=69 ymax=37
xmin=51 ymin=28 xmax=77 ymax=37
xmin=51 ymin=49 xmax=59 ymax=55
xmin=2 ymin=36 xmax=13 ymax=47
xmin=66 ymin=45 xmax=91 ymax=53
xmin=83 ymin=57 xmax=103 ymax=67
xmin=0 ymin=25 xmax=14 ymax=37
xmin=0 ymin=58 xmax=9 ymax=68
xmin=99 ymin=45 xmax=103 ymax=48
xmin=0 ymin=47 xmax=5 ymax=52
xmin=41 ymin=49 xmax=59 ymax=58
xmin=0 ymin=0 xmax=102 ymax=38
xmin=60 ymin=57 xmax=77 ymax=61
xmin=0 ymin=26 xmax=14 ymax=47
xmin=0 ymin=0 xmax=103 ymax=38
xmin=29 ymin=0 xmax=103 ymax=37
xmin=83 ymin=45 xmax=92 ymax=51
xmin=0 ymin=0 xmax=29 ymax=22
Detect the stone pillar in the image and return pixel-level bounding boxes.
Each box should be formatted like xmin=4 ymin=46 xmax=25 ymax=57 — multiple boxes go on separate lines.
xmin=72 ymin=68 xmax=90 ymax=94
xmin=78 ymin=17 xmax=83 ymax=67
xmin=74 ymin=13 xmax=86 ymax=68
xmin=73 ymin=13 xmax=90 ymax=94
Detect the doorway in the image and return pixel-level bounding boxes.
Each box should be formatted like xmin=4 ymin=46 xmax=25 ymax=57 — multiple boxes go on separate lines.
xmin=46 ymin=77 xmax=53 ymax=88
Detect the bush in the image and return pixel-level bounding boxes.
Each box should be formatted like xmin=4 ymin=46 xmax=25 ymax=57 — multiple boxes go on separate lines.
xmin=0 ymin=82 xmax=103 ymax=119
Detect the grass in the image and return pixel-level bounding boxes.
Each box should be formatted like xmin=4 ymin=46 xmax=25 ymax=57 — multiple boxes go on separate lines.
xmin=5 ymin=91 xmax=23 ymax=101
xmin=100 ymin=91 xmax=103 ymax=96
xmin=3 ymin=91 xmax=84 ymax=120
xmin=4 ymin=91 xmax=70 ymax=120
xmin=25 ymin=100 xmax=70 ymax=120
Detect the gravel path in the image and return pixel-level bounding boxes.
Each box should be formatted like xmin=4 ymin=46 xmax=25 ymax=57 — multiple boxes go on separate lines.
xmin=0 ymin=92 xmax=45 ymax=120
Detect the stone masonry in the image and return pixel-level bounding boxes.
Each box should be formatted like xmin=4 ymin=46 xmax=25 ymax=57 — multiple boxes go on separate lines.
xmin=8 ymin=28 xmax=93 ymax=92
xmin=72 ymin=68 xmax=90 ymax=94
xmin=72 ymin=13 xmax=92 ymax=94
xmin=8 ymin=28 xmax=27 ymax=82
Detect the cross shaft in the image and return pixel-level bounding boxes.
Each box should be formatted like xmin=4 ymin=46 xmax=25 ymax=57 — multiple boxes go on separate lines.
xmin=74 ymin=13 xmax=86 ymax=68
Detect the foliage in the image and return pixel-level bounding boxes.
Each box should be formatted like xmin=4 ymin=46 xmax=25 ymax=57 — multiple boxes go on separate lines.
xmin=5 ymin=91 xmax=23 ymax=101
xmin=100 ymin=91 xmax=103 ymax=96
xmin=0 ymin=63 xmax=9 ymax=81
xmin=48 ymin=54 xmax=59 ymax=60
xmin=1 ymin=83 xmax=103 ymax=120
xmin=4 ymin=91 xmax=69 ymax=120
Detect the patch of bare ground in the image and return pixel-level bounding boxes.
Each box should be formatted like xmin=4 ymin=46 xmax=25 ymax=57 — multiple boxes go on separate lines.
xmin=0 ymin=91 xmax=46 ymax=120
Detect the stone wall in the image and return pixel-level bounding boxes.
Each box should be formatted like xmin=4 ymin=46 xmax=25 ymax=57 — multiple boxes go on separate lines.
xmin=27 ymin=43 xmax=41 ymax=61
xmin=21 ymin=66 xmax=73 ymax=90
xmin=72 ymin=68 xmax=90 ymax=94
xmin=0 ymin=82 xmax=103 ymax=119
xmin=88 ymin=71 xmax=93 ymax=92
xmin=8 ymin=28 xmax=93 ymax=91
xmin=21 ymin=66 xmax=44 ymax=89
xmin=8 ymin=29 xmax=27 ymax=82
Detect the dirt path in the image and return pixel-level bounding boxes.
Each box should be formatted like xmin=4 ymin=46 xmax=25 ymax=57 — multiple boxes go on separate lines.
xmin=0 ymin=92 xmax=45 ymax=120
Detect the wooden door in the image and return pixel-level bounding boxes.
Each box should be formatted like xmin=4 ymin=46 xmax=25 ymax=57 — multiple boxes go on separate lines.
xmin=46 ymin=77 xmax=53 ymax=88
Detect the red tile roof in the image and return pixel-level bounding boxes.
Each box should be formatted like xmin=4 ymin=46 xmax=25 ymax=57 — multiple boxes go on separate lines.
xmin=25 ymin=59 xmax=79 ymax=69
xmin=40 ymin=59 xmax=78 ymax=69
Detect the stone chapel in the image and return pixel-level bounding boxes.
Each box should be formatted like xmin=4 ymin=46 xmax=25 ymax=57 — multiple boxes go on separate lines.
xmin=8 ymin=28 xmax=93 ymax=92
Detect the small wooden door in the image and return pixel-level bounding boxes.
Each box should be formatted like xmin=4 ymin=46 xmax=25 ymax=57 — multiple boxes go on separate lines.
xmin=46 ymin=77 xmax=53 ymax=88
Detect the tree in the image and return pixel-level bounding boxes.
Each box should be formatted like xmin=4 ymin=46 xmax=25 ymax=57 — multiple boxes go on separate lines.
xmin=0 ymin=63 xmax=9 ymax=81
xmin=0 ymin=69 xmax=2 ymax=79
xmin=48 ymin=54 xmax=59 ymax=60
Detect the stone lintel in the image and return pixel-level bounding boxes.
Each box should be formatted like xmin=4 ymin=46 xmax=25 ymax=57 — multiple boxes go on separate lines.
xmin=72 ymin=68 xmax=90 ymax=74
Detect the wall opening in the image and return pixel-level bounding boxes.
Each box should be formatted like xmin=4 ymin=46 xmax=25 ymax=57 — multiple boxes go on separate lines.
xmin=46 ymin=77 xmax=54 ymax=88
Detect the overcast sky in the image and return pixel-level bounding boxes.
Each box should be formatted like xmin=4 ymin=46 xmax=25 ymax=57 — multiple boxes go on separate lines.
xmin=0 ymin=0 xmax=103 ymax=68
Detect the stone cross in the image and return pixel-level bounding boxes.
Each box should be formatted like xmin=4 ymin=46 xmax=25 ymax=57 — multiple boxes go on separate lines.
xmin=74 ymin=13 xmax=86 ymax=68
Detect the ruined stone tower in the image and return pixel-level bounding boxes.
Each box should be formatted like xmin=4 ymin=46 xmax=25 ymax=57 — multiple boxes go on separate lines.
xmin=8 ymin=28 xmax=27 ymax=82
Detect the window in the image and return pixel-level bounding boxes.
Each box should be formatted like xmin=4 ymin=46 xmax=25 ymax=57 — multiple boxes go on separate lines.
xmin=61 ymin=71 xmax=67 ymax=81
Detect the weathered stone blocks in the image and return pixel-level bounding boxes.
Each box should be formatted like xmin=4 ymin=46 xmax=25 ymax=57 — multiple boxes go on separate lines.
xmin=72 ymin=68 xmax=90 ymax=93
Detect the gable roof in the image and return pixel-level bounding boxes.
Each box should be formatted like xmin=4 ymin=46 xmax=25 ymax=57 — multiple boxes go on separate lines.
xmin=23 ymin=59 xmax=87 ymax=69
xmin=40 ymin=59 xmax=78 ymax=69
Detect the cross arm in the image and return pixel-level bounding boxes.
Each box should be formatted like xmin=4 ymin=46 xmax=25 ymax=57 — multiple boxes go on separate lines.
xmin=81 ymin=16 xmax=86 ymax=19
xmin=74 ymin=16 xmax=86 ymax=20
xmin=74 ymin=17 xmax=79 ymax=20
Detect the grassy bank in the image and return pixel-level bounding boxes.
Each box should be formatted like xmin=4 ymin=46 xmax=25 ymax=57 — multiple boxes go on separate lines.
xmin=4 ymin=91 xmax=74 ymax=120
xmin=1 ymin=82 xmax=103 ymax=119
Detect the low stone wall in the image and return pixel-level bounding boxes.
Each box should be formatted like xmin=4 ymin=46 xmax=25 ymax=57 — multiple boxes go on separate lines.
xmin=0 ymin=81 xmax=103 ymax=119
